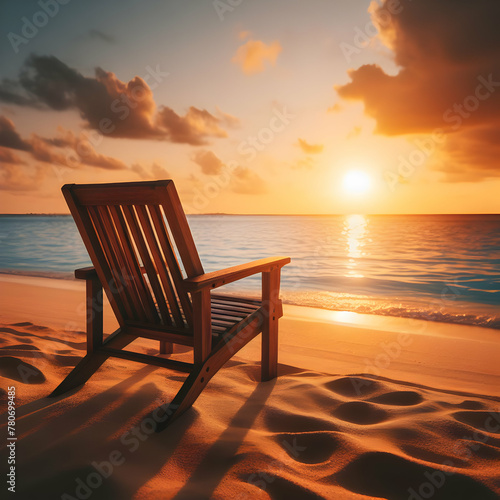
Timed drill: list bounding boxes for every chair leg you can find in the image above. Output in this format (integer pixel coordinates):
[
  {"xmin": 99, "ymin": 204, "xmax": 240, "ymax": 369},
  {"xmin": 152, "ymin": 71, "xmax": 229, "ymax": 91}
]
[
  {"xmin": 153, "ymin": 310, "xmax": 263, "ymax": 432},
  {"xmin": 48, "ymin": 352, "xmax": 108, "ymax": 397},
  {"xmin": 262, "ymin": 268, "xmax": 280, "ymax": 381},
  {"xmin": 160, "ymin": 341, "xmax": 173, "ymax": 355},
  {"xmin": 48, "ymin": 329, "xmax": 136, "ymax": 398}
]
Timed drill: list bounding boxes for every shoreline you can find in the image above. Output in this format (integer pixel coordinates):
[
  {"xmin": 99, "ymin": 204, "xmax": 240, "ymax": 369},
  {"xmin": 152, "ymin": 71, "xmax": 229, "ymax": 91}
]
[{"xmin": 1, "ymin": 271, "xmax": 499, "ymax": 331}]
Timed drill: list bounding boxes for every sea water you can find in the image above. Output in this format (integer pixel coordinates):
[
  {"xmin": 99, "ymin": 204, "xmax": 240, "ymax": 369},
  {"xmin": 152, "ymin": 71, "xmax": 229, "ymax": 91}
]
[{"xmin": 0, "ymin": 214, "xmax": 499, "ymax": 328}]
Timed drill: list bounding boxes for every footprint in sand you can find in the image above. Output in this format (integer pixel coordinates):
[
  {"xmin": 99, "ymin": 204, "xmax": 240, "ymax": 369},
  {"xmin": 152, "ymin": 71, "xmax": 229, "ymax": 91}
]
[
  {"xmin": 274, "ymin": 431, "xmax": 341, "ymax": 464},
  {"xmin": 452, "ymin": 411, "xmax": 500, "ymax": 434},
  {"xmin": 0, "ymin": 344, "xmax": 40, "ymax": 351},
  {"xmin": 401, "ymin": 444, "xmax": 469, "ymax": 468},
  {"xmin": 264, "ymin": 408, "xmax": 339, "ymax": 433},
  {"xmin": 457, "ymin": 400, "xmax": 487, "ymax": 410},
  {"xmin": 335, "ymin": 451, "xmax": 498, "ymax": 500},
  {"xmin": 369, "ymin": 390, "xmax": 423, "ymax": 406},
  {"xmin": 325, "ymin": 376, "xmax": 383, "ymax": 398},
  {"xmin": 0, "ymin": 357, "xmax": 46, "ymax": 384},
  {"xmin": 250, "ymin": 475, "xmax": 326, "ymax": 500},
  {"xmin": 333, "ymin": 401, "xmax": 388, "ymax": 425}
]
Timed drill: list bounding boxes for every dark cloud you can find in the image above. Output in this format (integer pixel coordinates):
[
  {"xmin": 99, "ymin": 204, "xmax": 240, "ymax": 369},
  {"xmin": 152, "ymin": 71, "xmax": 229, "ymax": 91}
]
[
  {"xmin": 0, "ymin": 116, "xmax": 128, "ymax": 172},
  {"xmin": 336, "ymin": 0, "xmax": 500, "ymax": 180},
  {"xmin": 0, "ymin": 55, "xmax": 231, "ymax": 145},
  {"xmin": 0, "ymin": 116, "xmax": 32, "ymax": 151}
]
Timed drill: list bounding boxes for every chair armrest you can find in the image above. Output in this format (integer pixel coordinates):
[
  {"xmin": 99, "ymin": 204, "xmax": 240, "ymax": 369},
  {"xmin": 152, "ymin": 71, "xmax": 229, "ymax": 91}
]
[
  {"xmin": 183, "ymin": 256, "xmax": 291, "ymax": 292},
  {"xmin": 75, "ymin": 266, "xmax": 98, "ymax": 280}
]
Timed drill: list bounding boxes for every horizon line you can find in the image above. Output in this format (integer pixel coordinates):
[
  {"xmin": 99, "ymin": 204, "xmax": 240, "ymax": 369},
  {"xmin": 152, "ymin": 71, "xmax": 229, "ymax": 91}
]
[{"xmin": 0, "ymin": 212, "xmax": 499, "ymax": 217}]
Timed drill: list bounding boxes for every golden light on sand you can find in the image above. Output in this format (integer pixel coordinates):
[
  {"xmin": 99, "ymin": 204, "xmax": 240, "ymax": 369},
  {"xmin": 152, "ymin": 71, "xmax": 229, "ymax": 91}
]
[{"xmin": 342, "ymin": 170, "xmax": 372, "ymax": 195}]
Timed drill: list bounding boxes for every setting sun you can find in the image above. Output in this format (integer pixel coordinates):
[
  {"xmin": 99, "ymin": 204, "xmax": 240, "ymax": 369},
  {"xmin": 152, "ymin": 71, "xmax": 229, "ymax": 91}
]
[{"xmin": 342, "ymin": 170, "xmax": 372, "ymax": 195}]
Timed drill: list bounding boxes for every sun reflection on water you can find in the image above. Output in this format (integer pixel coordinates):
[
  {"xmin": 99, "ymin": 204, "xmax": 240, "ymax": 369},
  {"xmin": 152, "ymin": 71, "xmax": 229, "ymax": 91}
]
[{"xmin": 342, "ymin": 214, "xmax": 368, "ymax": 278}]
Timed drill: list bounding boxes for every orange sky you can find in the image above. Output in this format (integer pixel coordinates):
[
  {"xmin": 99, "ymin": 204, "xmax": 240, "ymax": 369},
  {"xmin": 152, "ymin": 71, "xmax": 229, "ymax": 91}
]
[{"xmin": 1, "ymin": 0, "xmax": 499, "ymax": 214}]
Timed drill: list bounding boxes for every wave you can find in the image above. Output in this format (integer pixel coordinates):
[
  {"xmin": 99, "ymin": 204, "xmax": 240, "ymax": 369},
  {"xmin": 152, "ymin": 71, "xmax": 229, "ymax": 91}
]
[{"xmin": 280, "ymin": 291, "xmax": 500, "ymax": 330}]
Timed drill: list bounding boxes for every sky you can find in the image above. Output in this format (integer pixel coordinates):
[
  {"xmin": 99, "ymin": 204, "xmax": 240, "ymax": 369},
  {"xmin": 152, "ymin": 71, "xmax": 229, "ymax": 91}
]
[{"xmin": 0, "ymin": 0, "xmax": 499, "ymax": 214}]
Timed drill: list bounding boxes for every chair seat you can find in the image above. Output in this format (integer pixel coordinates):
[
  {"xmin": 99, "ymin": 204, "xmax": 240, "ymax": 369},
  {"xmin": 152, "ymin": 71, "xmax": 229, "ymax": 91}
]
[{"xmin": 210, "ymin": 294, "xmax": 261, "ymax": 337}]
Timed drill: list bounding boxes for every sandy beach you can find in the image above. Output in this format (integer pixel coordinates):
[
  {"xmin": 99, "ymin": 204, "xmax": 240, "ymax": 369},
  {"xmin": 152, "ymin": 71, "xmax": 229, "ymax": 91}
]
[{"xmin": 1, "ymin": 274, "xmax": 499, "ymax": 499}]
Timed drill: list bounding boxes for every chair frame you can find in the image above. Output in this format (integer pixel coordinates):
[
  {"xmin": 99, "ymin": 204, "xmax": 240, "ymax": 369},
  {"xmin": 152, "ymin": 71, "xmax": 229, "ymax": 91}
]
[{"xmin": 49, "ymin": 180, "xmax": 290, "ymax": 430}]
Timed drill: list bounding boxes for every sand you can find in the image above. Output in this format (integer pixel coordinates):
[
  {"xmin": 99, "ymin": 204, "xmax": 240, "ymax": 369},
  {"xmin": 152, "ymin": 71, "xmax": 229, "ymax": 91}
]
[{"xmin": 0, "ymin": 274, "xmax": 499, "ymax": 499}]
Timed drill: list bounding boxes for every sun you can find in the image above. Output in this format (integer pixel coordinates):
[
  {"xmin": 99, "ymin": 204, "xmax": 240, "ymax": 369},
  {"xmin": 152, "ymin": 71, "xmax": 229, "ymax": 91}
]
[{"xmin": 342, "ymin": 170, "xmax": 372, "ymax": 195}]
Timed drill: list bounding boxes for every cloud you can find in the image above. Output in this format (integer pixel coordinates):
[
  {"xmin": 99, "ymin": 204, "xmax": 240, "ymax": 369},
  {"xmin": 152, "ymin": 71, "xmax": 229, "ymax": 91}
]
[
  {"xmin": 192, "ymin": 150, "xmax": 224, "ymax": 175},
  {"xmin": 347, "ymin": 126, "xmax": 362, "ymax": 139},
  {"xmin": 327, "ymin": 103, "xmax": 342, "ymax": 113},
  {"xmin": 239, "ymin": 30, "xmax": 252, "ymax": 40},
  {"xmin": 215, "ymin": 107, "xmax": 240, "ymax": 128},
  {"xmin": 296, "ymin": 138, "xmax": 324, "ymax": 154},
  {"xmin": 0, "ymin": 55, "xmax": 232, "ymax": 145},
  {"xmin": 232, "ymin": 39, "xmax": 282, "ymax": 75},
  {"xmin": 131, "ymin": 161, "xmax": 170, "ymax": 179},
  {"xmin": 230, "ymin": 166, "xmax": 267, "ymax": 194},
  {"xmin": 156, "ymin": 106, "xmax": 227, "ymax": 145},
  {"xmin": 0, "ymin": 116, "xmax": 128, "ymax": 172},
  {"xmin": 336, "ymin": 0, "xmax": 500, "ymax": 180},
  {"xmin": 0, "ymin": 116, "xmax": 32, "ymax": 151},
  {"xmin": 291, "ymin": 157, "xmax": 315, "ymax": 170},
  {"xmin": 0, "ymin": 146, "xmax": 25, "ymax": 165},
  {"xmin": 188, "ymin": 151, "xmax": 267, "ymax": 195},
  {"xmin": 88, "ymin": 29, "xmax": 115, "ymax": 44},
  {"xmin": 0, "ymin": 163, "xmax": 46, "ymax": 191}
]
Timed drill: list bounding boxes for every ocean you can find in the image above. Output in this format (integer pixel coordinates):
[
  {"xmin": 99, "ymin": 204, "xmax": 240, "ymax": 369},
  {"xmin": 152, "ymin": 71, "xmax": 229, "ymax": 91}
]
[{"xmin": 0, "ymin": 214, "xmax": 499, "ymax": 329}]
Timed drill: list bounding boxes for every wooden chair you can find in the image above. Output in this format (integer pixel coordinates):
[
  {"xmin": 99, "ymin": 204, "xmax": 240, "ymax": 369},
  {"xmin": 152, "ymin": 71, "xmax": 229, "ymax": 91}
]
[{"xmin": 49, "ymin": 180, "xmax": 290, "ymax": 430}]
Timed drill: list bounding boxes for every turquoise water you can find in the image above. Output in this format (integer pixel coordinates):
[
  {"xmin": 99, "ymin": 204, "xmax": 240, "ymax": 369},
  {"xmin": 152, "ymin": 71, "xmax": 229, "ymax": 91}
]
[{"xmin": 0, "ymin": 214, "xmax": 499, "ymax": 328}]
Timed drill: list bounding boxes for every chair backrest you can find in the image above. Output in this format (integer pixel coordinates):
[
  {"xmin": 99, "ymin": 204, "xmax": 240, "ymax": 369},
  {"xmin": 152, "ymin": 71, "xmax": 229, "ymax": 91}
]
[{"xmin": 63, "ymin": 180, "xmax": 203, "ymax": 332}]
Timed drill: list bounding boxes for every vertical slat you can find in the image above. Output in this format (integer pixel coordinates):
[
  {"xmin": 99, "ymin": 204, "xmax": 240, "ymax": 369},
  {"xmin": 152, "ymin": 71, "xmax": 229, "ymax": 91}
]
[
  {"xmin": 149, "ymin": 205, "xmax": 193, "ymax": 326},
  {"xmin": 86, "ymin": 276, "xmax": 103, "ymax": 353},
  {"xmin": 192, "ymin": 289, "xmax": 211, "ymax": 364},
  {"xmin": 96, "ymin": 205, "xmax": 149, "ymax": 323},
  {"xmin": 88, "ymin": 206, "xmax": 137, "ymax": 320},
  {"xmin": 262, "ymin": 268, "xmax": 280, "ymax": 381},
  {"xmin": 108, "ymin": 205, "xmax": 160, "ymax": 324},
  {"xmin": 62, "ymin": 187, "xmax": 127, "ymax": 326},
  {"xmin": 122, "ymin": 205, "xmax": 173, "ymax": 326},
  {"xmin": 136, "ymin": 205, "xmax": 185, "ymax": 327},
  {"xmin": 160, "ymin": 183, "xmax": 204, "ymax": 278}
]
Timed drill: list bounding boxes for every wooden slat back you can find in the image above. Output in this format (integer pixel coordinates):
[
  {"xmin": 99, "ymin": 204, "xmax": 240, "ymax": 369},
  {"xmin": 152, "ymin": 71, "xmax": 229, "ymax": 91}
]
[{"xmin": 62, "ymin": 181, "xmax": 202, "ymax": 333}]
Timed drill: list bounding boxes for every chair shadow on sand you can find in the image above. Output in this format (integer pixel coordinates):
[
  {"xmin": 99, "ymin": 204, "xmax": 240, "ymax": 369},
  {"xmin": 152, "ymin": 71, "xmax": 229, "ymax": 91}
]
[{"xmin": 13, "ymin": 359, "xmax": 277, "ymax": 499}]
